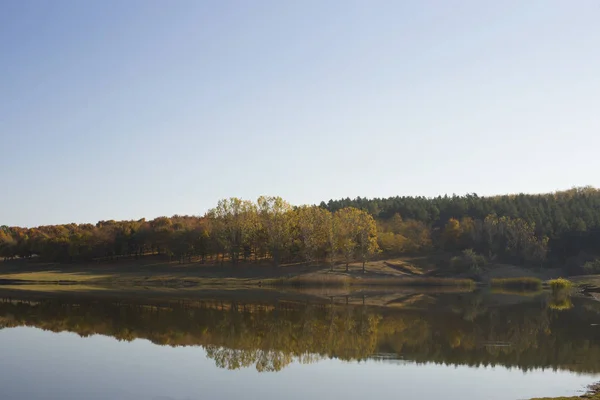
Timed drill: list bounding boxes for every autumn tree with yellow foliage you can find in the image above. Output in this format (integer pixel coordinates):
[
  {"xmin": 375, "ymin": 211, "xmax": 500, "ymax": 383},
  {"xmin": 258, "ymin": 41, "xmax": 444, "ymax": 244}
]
[
  {"xmin": 333, "ymin": 208, "xmax": 379, "ymax": 272},
  {"xmin": 294, "ymin": 206, "xmax": 331, "ymax": 265}
]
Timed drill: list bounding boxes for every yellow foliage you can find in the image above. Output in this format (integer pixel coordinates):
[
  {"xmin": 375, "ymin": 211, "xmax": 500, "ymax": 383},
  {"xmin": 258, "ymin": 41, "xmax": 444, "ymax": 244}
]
[
  {"xmin": 378, "ymin": 232, "xmax": 406, "ymax": 253},
  {"xmin": 443, "ymin": 218, "xmax": 462, "ymax": 249}
]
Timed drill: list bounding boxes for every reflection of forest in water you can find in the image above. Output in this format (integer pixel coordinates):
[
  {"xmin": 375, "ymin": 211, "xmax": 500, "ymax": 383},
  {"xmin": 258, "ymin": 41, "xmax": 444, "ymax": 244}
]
[{"xmin": 0, "ymin": 291, "xmax": 599, "ymax": 373}]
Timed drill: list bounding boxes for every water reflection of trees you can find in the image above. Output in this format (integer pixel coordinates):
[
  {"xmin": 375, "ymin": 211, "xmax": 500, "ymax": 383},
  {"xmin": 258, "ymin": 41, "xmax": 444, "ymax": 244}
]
[{"xmin": 0, "ymin": 293, "xmax": 598, "ymax": 373}]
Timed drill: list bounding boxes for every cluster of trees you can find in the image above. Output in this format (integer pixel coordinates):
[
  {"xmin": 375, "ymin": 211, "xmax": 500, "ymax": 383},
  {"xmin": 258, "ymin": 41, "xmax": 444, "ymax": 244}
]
[
  {"xmin": 375, "ymin": 212, "xmax": 548, "ymax": 267},
  {"xmin": 0, "ymin": 196, "xmax": 378, "ymax": 270},
  {"xmin": 207, "ymin": 197, "xmax": 378, "ymax": 271},
  {"xmin": 584, "ymin": 259, "xmax": 600, "ymax": 274},
  {"xmin": 2, "ymin": 188, "xmax": 600, "ymax": 271},
  {"xmin": 0, "ymin": 216, "xmax": 208, "ymax": 264},
  {"xmin": 1, "ymin": 293, "xmax": 599, "ymax": 373},
  {"xmin": 444, "ymin": 215, "xmax": 549, "ymax": 267},
  {"xmin": 323, "ymin": 187, "xmax": 600, "ymax": 270}
]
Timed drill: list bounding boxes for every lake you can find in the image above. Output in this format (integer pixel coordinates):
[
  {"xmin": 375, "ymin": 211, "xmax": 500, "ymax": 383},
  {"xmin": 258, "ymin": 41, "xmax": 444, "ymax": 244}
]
[{"xmin": 0, "ymin": 288, "xmax": 598, "ymax": 400}]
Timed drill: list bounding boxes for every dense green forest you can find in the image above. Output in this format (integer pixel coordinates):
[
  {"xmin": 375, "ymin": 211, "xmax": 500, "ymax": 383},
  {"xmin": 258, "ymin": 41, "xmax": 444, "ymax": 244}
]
[
  {"xmin": 1, "ymin": 188, "xmax": 600, "ymax": 274},
  {"xmin": 323, "ymin": 187, "xmax": 600, "ymax": 273},
  {"xmin": 0, "ymin": 293, "xmax": 599, "ymax": 373}
]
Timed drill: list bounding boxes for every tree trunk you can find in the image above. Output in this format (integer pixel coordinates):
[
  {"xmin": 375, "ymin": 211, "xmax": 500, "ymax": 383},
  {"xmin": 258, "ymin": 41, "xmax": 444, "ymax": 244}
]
[{"xmin": 362, "ymin": 260, "xmax": 366, "ymax": 274}]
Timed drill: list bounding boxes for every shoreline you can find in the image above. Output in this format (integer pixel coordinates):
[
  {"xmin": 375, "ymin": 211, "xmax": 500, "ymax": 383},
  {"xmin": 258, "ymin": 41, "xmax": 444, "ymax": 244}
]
[
  {"xmin": 530, "ymin": 383, "xmax": 600, "ymax": 400},
  {"xmin": 0, "ymin": 256, "xmax": 597, "ymax": 293}
]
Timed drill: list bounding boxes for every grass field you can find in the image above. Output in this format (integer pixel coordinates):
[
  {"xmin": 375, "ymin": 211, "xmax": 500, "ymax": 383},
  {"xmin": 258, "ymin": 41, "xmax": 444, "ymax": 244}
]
[
  {"xmin": 0, "ymin": 256, "xmax": 451, "ymax": 288},
  {"xmin": 0, "ymin": 271, "xmax": 112, "ymax": 282},
  {"xmin": 0, "ymin": 284, "xmax": 105, "ymax": 292},
  {"xmin": 0, "ymin": 255, "xmax": 597, "ymax": 293}
]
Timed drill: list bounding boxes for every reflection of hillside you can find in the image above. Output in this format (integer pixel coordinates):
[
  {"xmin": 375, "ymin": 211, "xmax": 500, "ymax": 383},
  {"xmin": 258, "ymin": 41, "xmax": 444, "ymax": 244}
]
[{"xmin": 0, "ymin": 292, "xmax": 598, "ymax": 373}]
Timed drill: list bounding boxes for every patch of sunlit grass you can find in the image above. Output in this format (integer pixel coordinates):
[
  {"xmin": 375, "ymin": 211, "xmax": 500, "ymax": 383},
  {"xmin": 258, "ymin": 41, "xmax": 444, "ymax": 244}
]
[
  {"xmin": 0, "ymin": 271, "xmax": 112, "ymax": 282},
  {"xmin": 1, "ymin": 284, "xmax": 105, "ymax": 292},
  {"xmin": 548, "ymin": 278, "xmax": 573, "ymax": 291}
]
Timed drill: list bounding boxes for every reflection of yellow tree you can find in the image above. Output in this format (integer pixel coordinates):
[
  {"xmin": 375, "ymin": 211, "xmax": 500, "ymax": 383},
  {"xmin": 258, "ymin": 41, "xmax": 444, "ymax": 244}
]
[
  {"xmin": 203, "ymin": 304, "xmax": 380, "ymax": 371},
  {"xmin": 205, "ymin": 347, "xmax": 295, "ymax": 372},
  {"xmin": 549, "ymin": 290, "xmax": 573, "ymax": 311},
  {"xmin": 550, "ymin": 297, "xmax": 573, "ymax": 311},
  {"xmin": 192, "ymin": 301, "xmax": 384, "ymax": 371},
  {"xmin": 378, "ymin": 314, "xmax": 430, "ymax": 354}
]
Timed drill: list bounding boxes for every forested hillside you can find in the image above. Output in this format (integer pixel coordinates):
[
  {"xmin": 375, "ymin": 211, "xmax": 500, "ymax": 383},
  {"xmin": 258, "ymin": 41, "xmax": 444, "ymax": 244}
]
[
  {"xmin": 1, "ymin": 188, "xmax": 600, "ymax": 274},
  {"xmin": 323, "ymin": 187, "xmax": 600, "ymax": 273}
]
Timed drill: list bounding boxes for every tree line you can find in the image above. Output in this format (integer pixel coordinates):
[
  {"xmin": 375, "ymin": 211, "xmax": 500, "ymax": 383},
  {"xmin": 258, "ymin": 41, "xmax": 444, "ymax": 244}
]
[
  {"xmin": 324, "ymin": 187, "xmax": 600, "ymax": 272},
  {"xmin": 2, "ymin": 188, "xmax": 600, "ymax": 272},
  {"xmin": 0, "ymin": 196, "xmax": 378, "ymax": 271}
]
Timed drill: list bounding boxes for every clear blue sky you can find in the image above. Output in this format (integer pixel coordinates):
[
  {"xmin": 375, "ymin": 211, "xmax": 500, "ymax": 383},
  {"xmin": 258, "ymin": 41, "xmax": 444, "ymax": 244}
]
[{"xmin": 1, "ymin": 1, "xmax": 599, "ymax": 227}]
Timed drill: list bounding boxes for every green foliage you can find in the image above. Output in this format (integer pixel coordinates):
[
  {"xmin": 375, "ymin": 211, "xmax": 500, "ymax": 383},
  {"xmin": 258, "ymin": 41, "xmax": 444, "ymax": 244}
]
[
  {"xmin": 4, "ymin": 187, "xmax": 600, "ymax": 272},
  {"xmin": 583, "ymin": 259, "xmax": 600, "ymax": 274},
  {"xmin": 324, "ymin": 187, "xmax": 600, "ymax": 266},
  {"xmin": 450, "ymin": 249, "xmax": 486, "ymax": 273},
  {"xmin": 491, "ymin": 277, "xmax": 543, "ymax": 291}
]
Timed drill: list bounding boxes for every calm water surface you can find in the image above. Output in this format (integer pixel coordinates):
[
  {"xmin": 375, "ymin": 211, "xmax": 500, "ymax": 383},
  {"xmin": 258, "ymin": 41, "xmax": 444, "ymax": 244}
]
[{"xmin": 0, "ymin": 289, "xmax": 598, "ymax": 400}]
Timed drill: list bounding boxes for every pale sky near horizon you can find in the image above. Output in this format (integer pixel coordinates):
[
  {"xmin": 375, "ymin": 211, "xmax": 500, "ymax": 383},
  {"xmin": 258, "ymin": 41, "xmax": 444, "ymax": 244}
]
[{"xmin": 1, "ymin": 1, "xmax": 599, "ymax": 227}]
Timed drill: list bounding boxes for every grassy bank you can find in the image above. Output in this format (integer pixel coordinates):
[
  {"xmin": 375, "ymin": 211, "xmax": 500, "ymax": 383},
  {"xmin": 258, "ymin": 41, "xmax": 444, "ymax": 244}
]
[
  {"xmin": 0, "ymin": 270, "xmax": 476, "ymax": 290},
  {"xmin": 265, "ymin": 273, "xmax": 475, "ymax": 289},
  {"xmin": 0, "ymin": 256, "xmax": 593, "ymax": 292},
  {"xmin": 0, "ymin": 256, "xmax": 479, "ymax": 290}
]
